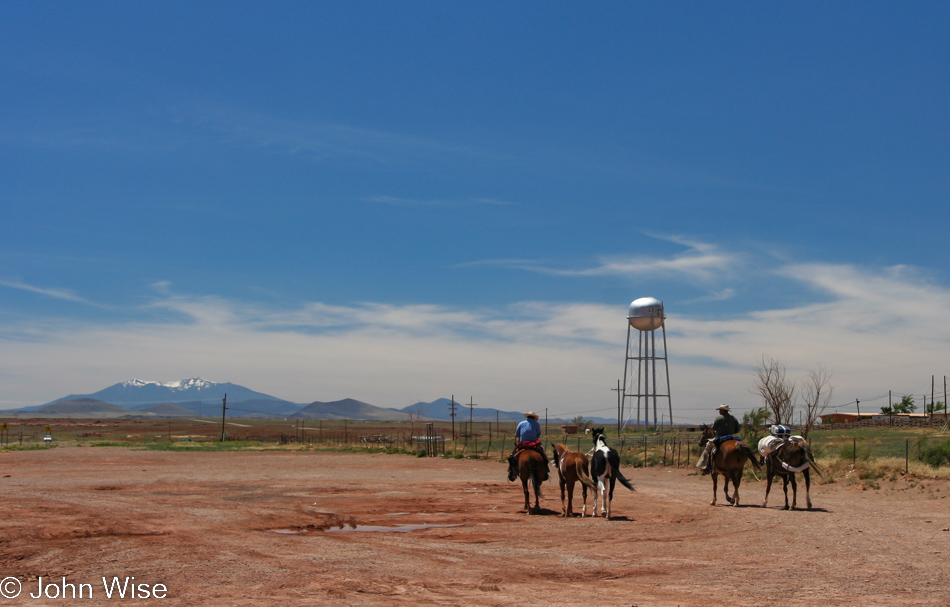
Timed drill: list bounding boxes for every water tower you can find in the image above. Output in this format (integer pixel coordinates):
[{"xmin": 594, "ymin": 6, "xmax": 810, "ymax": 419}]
[{"xmin": 621, "ymin": 297, "xmax": 672, "ymax": 431}]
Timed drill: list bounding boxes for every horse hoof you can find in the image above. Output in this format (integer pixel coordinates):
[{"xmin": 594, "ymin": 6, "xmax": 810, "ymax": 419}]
[{"xmin": 782, "ymin": 505, "xmax": 790, "ymax": 511}]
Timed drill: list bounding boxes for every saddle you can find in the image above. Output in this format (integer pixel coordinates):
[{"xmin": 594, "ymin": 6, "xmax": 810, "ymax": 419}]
[
  {"xmin": 712, "ymin": 434, "xmax": 741, "ymax": 447},
  {"xmin": 508, "ymin": 440, "xmax": 548, "ymax": 482},
  {"xmin": 513, "ymin": 439, "xmax": 542, "ymax": 456}
]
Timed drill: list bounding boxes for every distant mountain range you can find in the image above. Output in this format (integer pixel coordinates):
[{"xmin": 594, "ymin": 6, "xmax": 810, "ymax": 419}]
[{"xmin": 5, "ymin": 378, "xmax": 615, "ymax": 424}]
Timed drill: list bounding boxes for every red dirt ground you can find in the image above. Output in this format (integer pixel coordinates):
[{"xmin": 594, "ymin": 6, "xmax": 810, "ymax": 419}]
[{"xmin": 1, "ymin": 446, "xmax": 948, "ymax": 606}]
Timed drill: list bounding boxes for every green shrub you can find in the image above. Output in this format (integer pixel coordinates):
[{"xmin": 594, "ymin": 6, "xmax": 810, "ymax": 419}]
[{"xmin": 917, "ymin": 439, "xmax": 950, "ymax": 467}]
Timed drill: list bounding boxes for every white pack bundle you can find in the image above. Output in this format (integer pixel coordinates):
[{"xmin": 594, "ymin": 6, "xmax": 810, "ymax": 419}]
[
  {"xmin": 770, "ymin": 424, "xmax": 792, "ymax": 438},
  {"xmin": 758, "ymin": 435, "xmax": 783, "ymax": 457}
]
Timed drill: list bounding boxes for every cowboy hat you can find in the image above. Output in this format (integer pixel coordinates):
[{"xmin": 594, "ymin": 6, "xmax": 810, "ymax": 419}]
[
  {"xmin": 716, "ymin": 404, "xmax": 731, "ymax": 411},
  {"xmin": 524, "ymin": 411, "xmax": 539, "ymax": 419}
]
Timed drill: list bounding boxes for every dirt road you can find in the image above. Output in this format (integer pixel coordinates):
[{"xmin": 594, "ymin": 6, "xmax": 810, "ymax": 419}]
[{"xmin": 1, "ymin": 447, "xmax": 947, "ymax": 606}]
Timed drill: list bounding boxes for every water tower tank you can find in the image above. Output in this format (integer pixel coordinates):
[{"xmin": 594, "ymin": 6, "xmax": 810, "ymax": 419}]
[{"xmin": 628, "ymin": 297, "xmax": 664, "ymax": 331}]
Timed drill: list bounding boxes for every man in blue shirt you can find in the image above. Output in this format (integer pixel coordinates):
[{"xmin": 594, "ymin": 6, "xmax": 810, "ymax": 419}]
[
  {"xmin": 515, "ymin": 411, "xmax": 542, "ymax": 443},
  {"xmin": 507, "ymin": 411, "xmax": 549, "ymax": 480}
]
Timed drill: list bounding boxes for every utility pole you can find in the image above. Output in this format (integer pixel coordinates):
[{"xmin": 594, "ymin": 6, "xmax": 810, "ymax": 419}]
[
  {"xmin": 856, "ymin": 398, "xmax": 860, "ymax": 419},
  {"xmin": 448, "ymin": 395, "xmax": 458, "ymax": 439},
  {"xmin": 219, "ymin": 394, "xmax": 227, "ymax": 442},
  {"xmin": 943, "ymin": 376, "xmax": 948, "ymax": 433},
  {"xmin": 611, "ymin": 380, "xmax": 623, "ymax": 437},
  {"xmin": 465, "ymin": 396, "xmax": 478, "ymax": 444}
]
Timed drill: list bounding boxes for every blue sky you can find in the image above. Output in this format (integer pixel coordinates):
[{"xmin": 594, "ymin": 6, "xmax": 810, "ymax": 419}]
[{"xmin": 1, "ymin": 2, "xmax": 948, "ymax": 422}]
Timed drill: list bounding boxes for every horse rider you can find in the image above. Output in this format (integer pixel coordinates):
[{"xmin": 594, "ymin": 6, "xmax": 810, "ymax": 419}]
[
  {"xmin": 696, "ymin": 403, "xmax": 741, "ymax": 475},
  {"xmin": 507, "ymin": 411, "xmax": 550, "ymax": 479}
]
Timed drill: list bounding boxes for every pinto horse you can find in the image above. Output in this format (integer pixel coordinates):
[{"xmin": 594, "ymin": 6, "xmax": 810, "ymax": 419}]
[
  {"xmin": 512, "ymin": 447, "xmax": 548, "ymax": 514},
  {"xmin": 761, "ymin": 436, "xmax": 821, "ymax": 510},
  {"xmin": 588, "ymin": 428, "xmax": 634, "ymax": 519},
  {"xmin": 551, "ymin": 443, "xmax": 597, "ymax": 517},
  {"xmin": 699, "ymin": 424, "xmax": 761, "ymax": 507}
]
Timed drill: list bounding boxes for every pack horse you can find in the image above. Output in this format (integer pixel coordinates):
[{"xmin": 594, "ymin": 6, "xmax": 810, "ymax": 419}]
[{"xmin": 759, "ymin": 425, "xmax": 822, "ymax": 510}]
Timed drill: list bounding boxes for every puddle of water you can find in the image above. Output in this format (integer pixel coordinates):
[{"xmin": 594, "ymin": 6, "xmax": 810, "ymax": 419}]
[
  {"xmin": 323, "ymin": 523, "xmax": 467, "ymax": 533},
  {"xmin": 269, "ymin": 529, "xmax": 309, "ymax": 535}
]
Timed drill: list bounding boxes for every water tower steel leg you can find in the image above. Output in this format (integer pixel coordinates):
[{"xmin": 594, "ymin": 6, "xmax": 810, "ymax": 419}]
[
  {"xmin": 644, "ymin": 329, "xmax": 651, "ymax": 431},
  {"xmin": 651, "ymin": 322, "xmax": 658, "ymax": 431},
  {"xmin": 663, "ymin": 325, "xmax": 672, "ymax": 430},
  {"xmin": 636, "ymin": 329, "xmax": 644, "ymax": 431},
  {"xmin": 621, "ymin": 323, "xmax": 631, "ymax": 433}
]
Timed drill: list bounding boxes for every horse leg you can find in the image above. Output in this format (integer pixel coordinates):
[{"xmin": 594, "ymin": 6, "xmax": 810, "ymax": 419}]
[
  {"xmin": 789, "ymin": 473, "xmax": 798, "ymax": 510},
  {"xmin": 605, "ymin": 476, "xmax": 615, "ymax": 519},
  {"xmin": 710, "ymin": 471, "xmax": 718, "ymax": 506},
  {"xmin": 580, "ymin": 483, "xmax": 588, "ymax": 517},
  {"xmin": 595, "ymin": 477, "xmax": 605, "ymax": 517},
  {"xmin": 762, "ymin": 470, "xmax": 773, "ymax": 508},
  {"xmin": 803, "ymin": 469, "xmax": 812, "ymax": 509},
  {"xmin": 781, "ymin": 474, "xmax": 791, "ymax": 510},
  {"xmin": 521, "ymin": 478, "xmax": 531, "ymax": 512},
  {"xmin": 566, "ymin": 479, "xmax": 575, "ymax": 517},
  {"xmin": 558, "ymin": 476, "xmax": 567, "ymax": 517},
  {"xmin": 723, "ymin": 473, "xmax": 734, "ymax": 505},
  {"xmin": 730, "ymin": 469, "xmax": 741, "ymax": 507},
  {"xmin": 530, "ymin": 465, "xmax": 542, "ymax": 514}
]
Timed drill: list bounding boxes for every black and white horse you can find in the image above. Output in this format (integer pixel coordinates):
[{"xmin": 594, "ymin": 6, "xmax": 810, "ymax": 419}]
[{"xmin": 588, "ymin": 428, "xmax": 634, "ymax": 519}]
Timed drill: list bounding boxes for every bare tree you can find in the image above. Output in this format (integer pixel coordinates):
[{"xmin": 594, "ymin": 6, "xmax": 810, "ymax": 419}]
[
  {"xmin": 800, "ymin": 365, "xmax": 833, "ymax": 440},
  {"xmin": 752, "ymin": 356, "xmax": 796, "ymax": 425}
]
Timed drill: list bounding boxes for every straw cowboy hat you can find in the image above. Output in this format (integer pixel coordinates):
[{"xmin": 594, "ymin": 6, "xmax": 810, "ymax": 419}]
[
  {"xmin": 717, "ymin": 404, "xmax": 731, "ymax": 412},
  {"xmin": 524, "ymin": 411, "xmax": 539, "ymax": 420}
]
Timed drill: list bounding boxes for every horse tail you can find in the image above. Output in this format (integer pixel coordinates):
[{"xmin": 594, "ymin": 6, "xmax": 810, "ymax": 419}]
[
  {"xmin": 804, "ymin": 443, "xmax": 824, "ymax": 479},
  {"xmin": 614, "ymin": 466, "xmax": 635, "ymax": 492},
  {"xmin": 575, "ymin": 459, "xmax": 597, "ymax": 490},
  {"xmin": 740, "ymin": 442, "xmax": 762, "ymax": 471}
]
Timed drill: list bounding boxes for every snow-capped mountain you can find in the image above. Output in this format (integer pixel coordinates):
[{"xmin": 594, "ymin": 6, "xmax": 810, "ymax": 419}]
[
  {"xmin": 50, "ymin": 377, "xmax": 285, "ymax": 406},
  {"xmin": 121, "ymin": 378, "xmax": 218, "ymax": 392}
]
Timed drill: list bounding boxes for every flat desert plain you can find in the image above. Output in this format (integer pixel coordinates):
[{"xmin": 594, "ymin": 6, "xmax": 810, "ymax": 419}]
[{"xmin": 1, "ymin": 447, "xmax": 948, "ymax": 606}]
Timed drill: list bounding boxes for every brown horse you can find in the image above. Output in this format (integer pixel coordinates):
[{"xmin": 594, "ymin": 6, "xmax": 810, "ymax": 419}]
[
  {"xmin": 699, "ymin": 425, "xmax": 761, "ymax": 507},
  {"xmin": 762, "ymin": 437, "xmax": 821, "ymax": 510},
  {"xmin": 551, "ymin": 443, "xmax": 598, "ymax": 517},
  {"xmin": 514, "ymin": 448, "xmax": 548, "ymax": 514}
]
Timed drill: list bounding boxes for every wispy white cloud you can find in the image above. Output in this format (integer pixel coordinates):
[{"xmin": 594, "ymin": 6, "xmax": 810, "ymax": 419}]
[
  {"xmin": 2, "ymin": 101, "xmax": 506, "ymax": 169},
  {"xmin": 0, "ymin": 280, "xmax": 107, "ymax": 308},
  {"xmin": 177, "ymin": 104, "xmax": 510, "ymax": 168},
  {"xmin": 2, "ymin": 258, "xmax": 949, "ymax": 422},
  {"xmin": 461, "ymin": 237, "xmax": 744, "ymax": 284}
]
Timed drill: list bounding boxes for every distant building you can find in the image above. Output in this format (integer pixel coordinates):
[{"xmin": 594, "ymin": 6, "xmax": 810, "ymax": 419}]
[
  {"xmin": 820, "ymin": 411, "xmax": 948, "ymax": 424},
  {"xmin": 818, "ymin": 412, "xmax": 876, "ymax": 424}
]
